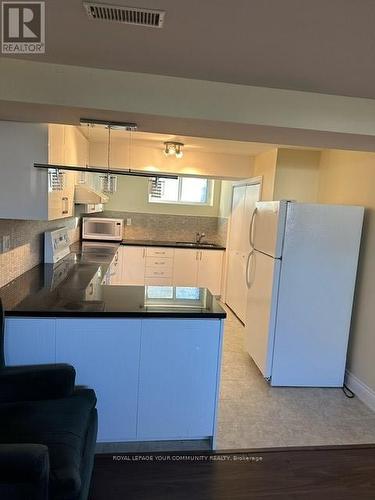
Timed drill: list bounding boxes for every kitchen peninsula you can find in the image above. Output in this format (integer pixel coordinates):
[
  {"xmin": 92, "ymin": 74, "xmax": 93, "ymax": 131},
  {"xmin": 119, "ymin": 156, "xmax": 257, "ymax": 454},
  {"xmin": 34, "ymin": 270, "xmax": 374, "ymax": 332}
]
[{"xmin": 0, "ymin": 241, "xmax": 226, "ymax": 449}]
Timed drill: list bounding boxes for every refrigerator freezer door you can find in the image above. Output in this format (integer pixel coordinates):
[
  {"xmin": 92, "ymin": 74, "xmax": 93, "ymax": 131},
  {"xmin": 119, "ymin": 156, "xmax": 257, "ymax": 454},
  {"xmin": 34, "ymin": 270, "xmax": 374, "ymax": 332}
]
[
  {"xmin": 245, "ymin": 250, "xmax": 281, "ymax": 378},
  {"xmin": 253, "ymin": 201, "xmax": 288, "ymax": 258},
  {"xmin": 270, "ymin": 203, "xmax": 364, "ymax": 387}
]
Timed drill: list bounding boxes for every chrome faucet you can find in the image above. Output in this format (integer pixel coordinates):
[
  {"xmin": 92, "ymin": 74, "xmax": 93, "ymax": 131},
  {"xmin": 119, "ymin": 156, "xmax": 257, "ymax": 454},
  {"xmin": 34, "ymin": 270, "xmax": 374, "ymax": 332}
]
[{"xmin": 196, "ymin": 232, "xmax": 206, "ymax": 244}]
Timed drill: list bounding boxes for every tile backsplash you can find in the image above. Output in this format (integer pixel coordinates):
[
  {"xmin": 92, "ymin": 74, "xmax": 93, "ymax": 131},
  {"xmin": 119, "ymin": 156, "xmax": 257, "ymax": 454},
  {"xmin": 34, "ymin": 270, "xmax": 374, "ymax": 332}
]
[
  {"xmin": 0, "ymin": 217, "xmax": 80, "ymax": 288},
  {"xmin": 0, "ymin": 210, "xmax": 228, "ymax": 289},
  {"xmin": 98, "ymin": 211, "xmax": 228, "ymax": 247}
]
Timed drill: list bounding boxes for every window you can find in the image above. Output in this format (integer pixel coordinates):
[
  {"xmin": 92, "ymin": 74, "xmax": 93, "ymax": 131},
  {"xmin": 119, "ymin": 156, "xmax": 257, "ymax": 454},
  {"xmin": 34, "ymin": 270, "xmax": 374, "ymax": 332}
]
[{"xmin": 149, "ymin": 177, "xmax": 213, "ymax": 205}]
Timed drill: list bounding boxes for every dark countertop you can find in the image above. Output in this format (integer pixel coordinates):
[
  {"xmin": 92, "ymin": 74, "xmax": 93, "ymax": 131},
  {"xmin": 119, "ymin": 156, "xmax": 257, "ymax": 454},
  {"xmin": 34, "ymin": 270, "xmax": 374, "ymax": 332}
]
[
  {"xmin": 121, "ymin": 239, "xmax": 226, "ymax": 250},
  {"xmin": 0, "ymin": 242, "xmax": 226, "ymax": 319}
]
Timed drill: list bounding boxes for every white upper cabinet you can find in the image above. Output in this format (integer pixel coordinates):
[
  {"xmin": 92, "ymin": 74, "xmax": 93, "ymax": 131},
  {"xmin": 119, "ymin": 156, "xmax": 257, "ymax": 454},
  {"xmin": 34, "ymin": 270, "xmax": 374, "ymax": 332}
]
[{"xmin": 0, "ymin": 121, "xmax": 89, "ymax": 220}]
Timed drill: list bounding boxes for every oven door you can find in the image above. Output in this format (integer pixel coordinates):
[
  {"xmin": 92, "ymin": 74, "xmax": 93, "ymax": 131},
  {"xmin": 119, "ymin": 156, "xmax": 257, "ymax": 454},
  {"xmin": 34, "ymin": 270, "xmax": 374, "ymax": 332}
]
[{"xmin": 82, "ymin": 218, "xmax": 123, "ymax": 241}]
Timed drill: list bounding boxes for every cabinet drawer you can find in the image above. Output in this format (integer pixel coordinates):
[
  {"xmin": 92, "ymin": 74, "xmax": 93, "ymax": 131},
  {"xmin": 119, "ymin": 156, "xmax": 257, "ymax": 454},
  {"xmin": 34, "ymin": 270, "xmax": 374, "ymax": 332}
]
[
  {"xmin": 145, "ymin": 267, "xmax": 173, "ymax": 278},
  {"xmin": 145, "ymin": 257, "xmax": 173, "ymax": 269},
  {"xmin": 144, "ymin": 277, "xmax": 173, "ymax": 286},
  {"xmin": 146, "ymin": 247, "xmax": 174, "ymax": 258}
]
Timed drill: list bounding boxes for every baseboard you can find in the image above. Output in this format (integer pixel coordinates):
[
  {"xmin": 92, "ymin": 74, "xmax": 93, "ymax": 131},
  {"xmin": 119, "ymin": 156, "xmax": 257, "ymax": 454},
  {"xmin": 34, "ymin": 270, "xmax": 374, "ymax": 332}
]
[{"xmin": 345, "ymin": 370, "xmax": 375, "ymax": 412}]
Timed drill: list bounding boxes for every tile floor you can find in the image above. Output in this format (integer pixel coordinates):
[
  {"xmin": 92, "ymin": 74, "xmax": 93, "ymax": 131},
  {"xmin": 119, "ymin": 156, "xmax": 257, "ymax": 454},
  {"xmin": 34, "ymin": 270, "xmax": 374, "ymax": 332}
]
[{"xmin": 216, "ymin": 304, "xmax": 375, "ymax": 450}]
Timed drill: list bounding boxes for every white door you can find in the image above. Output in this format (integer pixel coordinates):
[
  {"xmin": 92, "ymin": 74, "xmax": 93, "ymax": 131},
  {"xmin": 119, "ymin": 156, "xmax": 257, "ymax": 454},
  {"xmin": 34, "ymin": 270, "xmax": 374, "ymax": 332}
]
[
  {"xmin": 226, "ymin": 182, "xmax": 261, "ymax": 320},
  {"xmin": 197, "ymin": 250, "xmax": 224, "ymax": 295},
  {"xmin": 173, "ymin": 249, "xmax": 199, "ymax": 287},
  {"xmin": 137, "ymin": 319, "xmax": 221, "ymax": 439},
  {"xmin": 253, "ymin": 201, "xmax": 288, "ymax": 257},
  {"xmin": 121, "ymin": 246, "xmax": 145, "ymax": 285},
  {"xmin": 225, "ymin": 185, "xmax": 246, "ymax": 317},
  {"xmin": 245, "ymin": 250, "xmax": 281, "ymax": 378},
  {"xmin": 5, "ymin": 318, "xmax": 56, "ymax": 365},
  {"xmin": 226, "ymin": 252, "xmax": 247, "ymax": 321},
  {"xmin": 56, "ymin": 319, "xmax": 141, "ymax": 442}
]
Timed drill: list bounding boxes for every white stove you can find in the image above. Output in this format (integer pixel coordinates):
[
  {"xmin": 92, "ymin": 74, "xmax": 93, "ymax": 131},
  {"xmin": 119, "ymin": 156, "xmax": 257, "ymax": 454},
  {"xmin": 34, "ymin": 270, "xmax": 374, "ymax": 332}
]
[{"xmin": 44, "ymin": 227, "xmax": 71, "ymax": 264}]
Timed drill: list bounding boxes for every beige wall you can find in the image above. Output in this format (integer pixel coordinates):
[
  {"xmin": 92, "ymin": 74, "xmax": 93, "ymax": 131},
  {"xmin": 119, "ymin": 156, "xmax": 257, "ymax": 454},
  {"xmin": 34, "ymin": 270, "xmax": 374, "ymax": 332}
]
[
  {"xmin": 253, "ymin": 149, "xmax": 278, "ymax": 200},
  {"xmin": 89, "ymin": 140, "xmax": 253, "ymax": 179},
  {"xmin": 274, "ymin": 149, "xmax": 321, "ymax": 202},
  {"xmin": 106, "ymin": 175, "xmax": 222, "ymax": 217},
  {"xmin": 318, "ymin": 149, "xmax": 375, "ymax": 391}
]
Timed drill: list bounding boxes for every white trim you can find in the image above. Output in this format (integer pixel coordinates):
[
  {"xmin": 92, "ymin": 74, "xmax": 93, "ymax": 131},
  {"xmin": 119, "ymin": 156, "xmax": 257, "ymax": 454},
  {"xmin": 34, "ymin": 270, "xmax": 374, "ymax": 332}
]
[{"xmin": 345, "ymin": 370, "xmax": 375, "ymax": 412}]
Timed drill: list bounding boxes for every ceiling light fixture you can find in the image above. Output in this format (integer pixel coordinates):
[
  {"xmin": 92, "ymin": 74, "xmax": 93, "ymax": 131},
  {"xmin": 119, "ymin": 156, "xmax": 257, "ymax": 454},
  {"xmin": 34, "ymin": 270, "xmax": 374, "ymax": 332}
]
[{"xmin": 164, "ymin": 141, "xmax": 184, "ymax": 159}]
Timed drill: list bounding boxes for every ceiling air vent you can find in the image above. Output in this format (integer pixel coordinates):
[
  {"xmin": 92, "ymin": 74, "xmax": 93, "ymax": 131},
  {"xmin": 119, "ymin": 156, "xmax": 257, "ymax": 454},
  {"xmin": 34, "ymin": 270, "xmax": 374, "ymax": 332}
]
[{"xmin": 83, "ymin": 2, "xmax": 166, "ymax": 28}]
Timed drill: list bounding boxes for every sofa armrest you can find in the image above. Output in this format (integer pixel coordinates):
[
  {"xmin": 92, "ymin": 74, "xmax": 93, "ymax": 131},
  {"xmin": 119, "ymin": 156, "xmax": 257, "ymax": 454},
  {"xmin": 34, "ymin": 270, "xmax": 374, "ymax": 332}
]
[
  {"xmin": 0, "ymin": 364, "xmax": 76, "ymax": 403},
  {"xmin": 0, "ymin": 443, "xmax": 49, "ymax": 500}
]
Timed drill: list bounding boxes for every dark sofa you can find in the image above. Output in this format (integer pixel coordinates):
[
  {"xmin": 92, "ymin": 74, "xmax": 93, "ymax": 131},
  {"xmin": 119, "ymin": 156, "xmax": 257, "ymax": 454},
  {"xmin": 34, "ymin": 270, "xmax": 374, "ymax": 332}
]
[{"xmin": 0, "ymin": 300, "xmax": 98, "ymax": 500}]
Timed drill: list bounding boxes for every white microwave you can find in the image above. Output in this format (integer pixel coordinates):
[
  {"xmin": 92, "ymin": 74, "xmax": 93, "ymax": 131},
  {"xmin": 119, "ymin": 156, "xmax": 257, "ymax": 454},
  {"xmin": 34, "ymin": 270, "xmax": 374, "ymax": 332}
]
[{"xmin": 82, "ymin": 217, "xmax": 124, "ymax": 241}]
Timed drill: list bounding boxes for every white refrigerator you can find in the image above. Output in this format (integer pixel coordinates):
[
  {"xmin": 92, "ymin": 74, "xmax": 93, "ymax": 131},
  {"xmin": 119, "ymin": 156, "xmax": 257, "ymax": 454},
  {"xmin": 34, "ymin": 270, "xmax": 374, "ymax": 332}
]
[{"xmin": 245, "ymin": 201, "xmax": 364, "ymax": 387}]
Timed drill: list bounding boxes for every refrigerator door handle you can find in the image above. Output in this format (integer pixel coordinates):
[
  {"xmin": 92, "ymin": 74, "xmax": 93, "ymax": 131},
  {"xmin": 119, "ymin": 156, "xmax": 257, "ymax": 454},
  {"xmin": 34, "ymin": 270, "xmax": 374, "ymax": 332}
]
[
  {"xmin": 245, "ymin": 250, "xmax": 254, "ymax": 289},
  {"xmin": 249, "ymin": 208, "xmax": 257, "ymax": 248}
]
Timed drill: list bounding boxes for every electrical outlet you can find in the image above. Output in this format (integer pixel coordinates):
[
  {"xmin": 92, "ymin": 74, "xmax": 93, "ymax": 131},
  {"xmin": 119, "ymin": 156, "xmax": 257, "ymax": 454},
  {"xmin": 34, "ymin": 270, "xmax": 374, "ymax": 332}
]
[
  {"xmin": 2, "ymin": 235, "xmax": 10, "ymax": 253},
  {"xmin": 126, "ymin": 218, "xmax": 132, "ymax": 226}
]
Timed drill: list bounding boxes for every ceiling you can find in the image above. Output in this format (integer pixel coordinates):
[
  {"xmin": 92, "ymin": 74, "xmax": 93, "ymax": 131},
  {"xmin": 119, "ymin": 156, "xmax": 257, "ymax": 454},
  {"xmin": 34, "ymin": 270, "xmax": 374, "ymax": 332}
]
[
  {"xmin": 9, "ymin": 0, "xmax": 375, "ymax": 99},
  {"xmin": 80, "ymin": 126, "xmax": 277, "ymax": 156}
]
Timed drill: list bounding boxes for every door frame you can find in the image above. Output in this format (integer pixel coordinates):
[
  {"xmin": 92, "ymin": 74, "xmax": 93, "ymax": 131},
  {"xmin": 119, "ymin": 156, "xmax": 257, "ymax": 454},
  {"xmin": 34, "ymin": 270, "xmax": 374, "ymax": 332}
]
[{"xmin": 221, "ymin": 176, "xmax": 263, "ymax": 305}]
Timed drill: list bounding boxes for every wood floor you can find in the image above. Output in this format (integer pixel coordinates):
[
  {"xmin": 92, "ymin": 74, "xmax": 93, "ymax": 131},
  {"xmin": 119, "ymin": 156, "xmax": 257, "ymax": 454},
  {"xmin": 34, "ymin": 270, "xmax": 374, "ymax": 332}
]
[{"xmin": 89, "ymin": 445, "xmax": 375, "ymax": 499}]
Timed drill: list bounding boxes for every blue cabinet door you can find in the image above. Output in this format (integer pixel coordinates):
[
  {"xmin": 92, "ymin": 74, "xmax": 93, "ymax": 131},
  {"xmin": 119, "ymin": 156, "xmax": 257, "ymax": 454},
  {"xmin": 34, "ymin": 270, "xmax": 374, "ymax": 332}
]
[
  {"xmin": 5, "ymin": 318, "xmax": 56, "ymax": 366},
  {"xmin": 138, "ymin": 319, "xmax": 221, "ymax": 440},
  {"xmin": 55, "ymin": 319, "xmax": 141, "ymax": 442}
]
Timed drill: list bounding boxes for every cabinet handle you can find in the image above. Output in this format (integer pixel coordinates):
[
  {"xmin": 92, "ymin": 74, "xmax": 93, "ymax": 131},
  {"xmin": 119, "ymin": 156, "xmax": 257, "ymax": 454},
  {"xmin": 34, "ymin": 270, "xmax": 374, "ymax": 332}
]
[
  {"xmin": 143, "ymin": 248, "xmax": 146, "ymax": 258},
  {"xmin": 155, "ymin": 251, "xmax": 166, "ymax": 255},
  {"xmin": 196, "ymin": 251, "xmax": 199, "ymax": 260},
  {"xmin": 62, "ymin": 196, "xmax": 69, "ymax": 215},
  {"xmin": 200, "ymin": 251, "xmax": 203, "ymax": 260}
]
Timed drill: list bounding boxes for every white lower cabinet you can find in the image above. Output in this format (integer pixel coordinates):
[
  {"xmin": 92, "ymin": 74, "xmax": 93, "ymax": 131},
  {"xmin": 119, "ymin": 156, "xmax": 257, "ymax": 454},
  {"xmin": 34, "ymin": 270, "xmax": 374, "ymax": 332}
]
[
  {"xmin": 107, "ymin": 249, "xmax": 122, "ymax": 285},
  {"xmin": 137, "ymin": 319, "xmax": 222, "ymax": 440},
  {"xmin": 173, "ymin": 249, "xmax": 224, "ymax": 295},
  {"xmin": 4, "ymin": 318, "xmax": 56, "ymax": 366},
  {"xmin": 197, "ymin": 250, "xmax": 224, "ymax": 295},
  {"xmin": 5, "ymin": 316, "xmax": 224, "ymax": 445},
  {"xmin": 173, "ymin": 249, "xmax": 199, "ymax": 287},
  {"xmin": 119, "ymin": 246, "xmax": 145, "ymax": 285},
  {"xmin": 119, "ymin": 245, "xmax": 225, "ymax": 295},
  {"xmin": 55, "ymin": 319, "xmax": 141, "ymax": 442}
]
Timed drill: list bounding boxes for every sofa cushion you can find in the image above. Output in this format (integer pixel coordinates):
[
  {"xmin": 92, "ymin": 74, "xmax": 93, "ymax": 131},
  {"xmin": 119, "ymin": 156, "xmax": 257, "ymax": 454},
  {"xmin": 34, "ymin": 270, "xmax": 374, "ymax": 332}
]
[{"xmin": 0, "ymin": 388, "xmax": 96, "ymax": 500}]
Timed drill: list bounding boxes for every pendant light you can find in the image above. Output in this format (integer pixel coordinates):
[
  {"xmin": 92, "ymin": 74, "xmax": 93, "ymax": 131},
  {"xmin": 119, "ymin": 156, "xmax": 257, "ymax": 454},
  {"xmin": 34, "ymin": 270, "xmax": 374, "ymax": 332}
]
[{"xmin": 99, "ymin": 125, "xmax": 118, "ymax": 195}]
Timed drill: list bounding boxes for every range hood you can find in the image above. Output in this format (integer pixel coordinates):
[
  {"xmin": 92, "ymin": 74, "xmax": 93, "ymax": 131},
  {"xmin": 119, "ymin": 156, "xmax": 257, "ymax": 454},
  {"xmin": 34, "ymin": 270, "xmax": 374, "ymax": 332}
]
[{"xmin": 75, "ymin": 185, "xmax": 109, "ymax": 204}]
